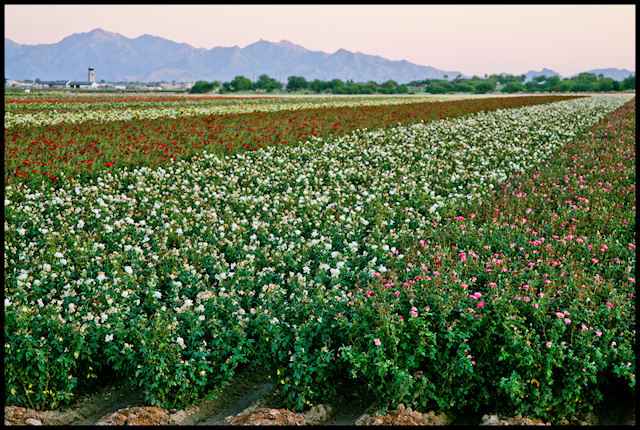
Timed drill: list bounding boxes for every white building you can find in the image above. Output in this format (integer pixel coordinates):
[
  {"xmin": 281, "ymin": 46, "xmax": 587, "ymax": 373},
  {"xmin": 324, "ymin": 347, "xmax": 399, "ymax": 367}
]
[{"xmin": 68, "ymin": 68, "xmax": 99, "ymax": 89}]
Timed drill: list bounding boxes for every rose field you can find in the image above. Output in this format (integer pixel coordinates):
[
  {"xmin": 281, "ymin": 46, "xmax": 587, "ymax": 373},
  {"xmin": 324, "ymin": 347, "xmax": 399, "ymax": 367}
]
[
  {"xmin": 3, "ymin": 93, "xmax": 635, "ymax": 424},
  {"xmin": 5, "ymin": 95, "xmax": 575, "ymax": 186}
]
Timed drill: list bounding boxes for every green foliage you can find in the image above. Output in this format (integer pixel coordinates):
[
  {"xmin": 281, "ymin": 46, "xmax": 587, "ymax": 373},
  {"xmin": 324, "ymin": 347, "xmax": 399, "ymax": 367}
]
[
  {"xmin": 4, "ymin": 306, "xmax": 100, "ymax": 410},
  {"xmin": 229, "ymin": 75, "xmax": 253, "ymax": 92},
  {"xmin": 453, "ymin": 82, "xmax": 473, "ymax": 93},
  {"xmin": 189, "ymin": 81, "xmax": 218, "ymax": 94},
  {"xmin": 309, "ymin": 79, "xmax": 330, "ymax": 93},
  {"xmin": 214, "ymin": 71, "xmax": 633, "ymax": 95},
  {"xmin": 215, "ymin": 75, "xmax": 424, "ymax": 95},
  {"xmin": 501, "ymin": 81, "xmax": 526, "ymax": 93},
  {"xmin": 412, "ymin": 72, "xmax": 633, "ymax": 94},
  {"xmin": 286, "ymin": 76, "xmax": 309, "ymax": 92},
  {"xmin": 474, "ymin": 81, "xmax": 495, "ymax": 94},
  {"xmin": 621, "ymin": 75, "xmax": 635, "ymax": 90},
  {"xmin": 254, "ymin": 74, "xmax": 282, "ymax": 92}
]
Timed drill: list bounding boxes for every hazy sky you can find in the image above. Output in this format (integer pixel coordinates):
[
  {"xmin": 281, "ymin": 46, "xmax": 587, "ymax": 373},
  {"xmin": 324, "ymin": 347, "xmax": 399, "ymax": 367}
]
[{"xmin": 4, "ymin": 4, "xmax": 635, "ymax": 76}]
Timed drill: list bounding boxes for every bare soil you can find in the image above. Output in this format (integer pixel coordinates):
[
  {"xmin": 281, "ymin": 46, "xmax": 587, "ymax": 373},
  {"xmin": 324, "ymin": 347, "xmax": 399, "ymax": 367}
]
[{"xmin": 4, "ymin": 367, "xmax": 635, "ymax": 426}]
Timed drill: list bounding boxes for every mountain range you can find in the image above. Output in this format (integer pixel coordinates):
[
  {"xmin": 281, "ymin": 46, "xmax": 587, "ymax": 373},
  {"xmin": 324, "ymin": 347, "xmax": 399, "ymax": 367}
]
[
  {"xmin": 4, "ymin": 28, "xmax": 467, "ymax": 84},
  {"xmin": 4, "ymin": 28, "xmax": 635, "ymax": 84}
]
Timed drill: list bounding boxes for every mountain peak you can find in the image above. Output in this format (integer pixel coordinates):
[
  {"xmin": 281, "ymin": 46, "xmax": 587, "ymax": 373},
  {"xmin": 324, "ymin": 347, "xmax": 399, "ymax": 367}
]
[
  {"xmin": 523, "ymin": 68, "xmax": 562, "ymax": 82},
  {"xmin": 275, "ymin": 39, "xmax": 307, "ymax": 50},
  {"xmin": 245, "ymin": 39, "xmax": 272, "ymax": 47},
  {"xmin": 88, "ymin": 28, "xmax": 118, "ymax": 37},
  {"xmin": 71, "ymin": 28, "xmax": 124, "ymax": 43}
]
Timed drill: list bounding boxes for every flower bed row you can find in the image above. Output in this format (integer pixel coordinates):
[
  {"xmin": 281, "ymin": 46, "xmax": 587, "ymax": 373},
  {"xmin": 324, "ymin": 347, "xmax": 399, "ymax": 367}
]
[
  {"xmin": 5, "ymin": 95, "xmax": 577, "ymax": 186},
  {"xmin": 340, "ymin": 100, "xmax": 636, "ymax": 422},
  {"xmin": 4, "ymin": 94, "xmax": 277, "ymax": 105},
  {"xmin": 4, "ymin": 95, "xmax": 454, "ymax": 128},
  {"xmin": 4, "ymin": 96, "xmax": 632, "ymax": 420}
]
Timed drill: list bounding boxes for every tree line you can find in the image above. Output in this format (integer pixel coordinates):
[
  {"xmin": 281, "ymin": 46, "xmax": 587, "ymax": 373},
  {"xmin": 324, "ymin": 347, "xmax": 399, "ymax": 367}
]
[
  {"xmin": 411, "ymin": 73, "xmax": 636, "ymax": 94},
  {"xmin": 190, "ymin": 74, "xmax": 409, "ymax": 94},
  {"xmin": 190, "ymin": 72, "xmax": 635, "ymax": 95}
]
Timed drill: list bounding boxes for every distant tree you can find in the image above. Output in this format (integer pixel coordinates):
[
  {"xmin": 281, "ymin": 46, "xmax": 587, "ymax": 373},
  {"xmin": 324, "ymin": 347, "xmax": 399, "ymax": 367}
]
[
  {"xmin": 286, "ymin": 76, "xmax": 309, "ymax": 92},
  {"xmin": 621, "ymin": 75, "xmax": 635, "ymax": 90},
  {"xmin": 327, "ymin": 79, "xmax": 345, "ymax": 93},
  {"xmin": 341, "ymin": 80, "xmax": 359, "ymax": 94},
  {"xmin": 486, "ymin": 75, "xmax": 500, "ymax": 86},
  {"xmin": 229, "ymin": 75, "xmax": 253, "ymax": 91},
  {"xmin": 596, "ymin": 78, "xmax": 615, "ymax": 92},
  {"xmin": 408, "ymin": 79, "xmax": 425, "ymax": 87},
  {"xmin": 452, "ymin": 82, "xmax": 473, "ymax": 93},
  {"xmin": 440, "ymin": 80, "xmax": 454, "ymax": 91},
  {"xmin": 363, "ymin": 81, "xmax": 378, "ymax": 94},
  {"xmin": 473, "ymin": 81, "xmax": 495, "ymax": 94},
  {"xmin": 501, "ymin": 81, "xmax": 525, "ymax": 93},
  {"xmin": 612, "ymin": 80, "xmax": 621, "ymax": 91},
  {"xmin": 572, "ymin": 73, "xmax": 598, "ymax": 88},
  {"xmin": 380, "ymin": 80, "xmax": 399, "ymax": 94},
  {"xmin": 524, "ymin": 81, "xmax": 540, "ymax": 92},
  {"xmin": 544, "ymin": 76, "xmax": 561, "ymax": 90},
  {"xmin": 255, "ymin": 74, "xmax": 282, "ymax": 92},
  {"xmin": 426, "ymin": 83, "xmax": 448, "ymax": 94},
  {"xmin": 190, "ymin": 80, "xmax": 217, "ymax": 94},
  {"xmin": 571, "ymin": 79, "xmax": 594, "ymax": 92},
  {"xmin": 308, "ymin": 79, "xmax": 328, "ymax": 93},
  {"xmin": 550, "ymin": 80, "xmax": 571, "ymax": 93}
]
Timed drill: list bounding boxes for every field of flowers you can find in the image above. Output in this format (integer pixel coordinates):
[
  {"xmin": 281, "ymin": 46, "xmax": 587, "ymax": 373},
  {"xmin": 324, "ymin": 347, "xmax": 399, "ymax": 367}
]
[
  {"xmin": 4, "ymin": 95, "xmax": 575, "ymax": 186},
  {"xmin": 4, "ymin": 94, "xmax": 458, "ymax": 128},
  {"xmin": 3, "ymin": 94, "xmax": 635, "ymax": 423}
]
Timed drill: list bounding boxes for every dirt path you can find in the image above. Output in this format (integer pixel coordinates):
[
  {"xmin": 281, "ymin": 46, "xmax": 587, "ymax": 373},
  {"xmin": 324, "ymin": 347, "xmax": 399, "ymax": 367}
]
[
  {"xmin": 4, "ymin": 367, "xmax": 635, "ymax": 426},
  {"xmin": 72, "ymin": 385, "xmax": 146, "ymax": 425},
  {"xmin": 189, "ymin": 372, "xmax": 276, "ymax": 425}
]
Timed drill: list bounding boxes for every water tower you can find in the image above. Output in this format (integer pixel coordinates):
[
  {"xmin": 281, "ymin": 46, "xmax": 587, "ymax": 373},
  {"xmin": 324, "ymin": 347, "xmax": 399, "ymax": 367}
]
[{"xmin": 88, "ymin": 67, "xmax": 95, "ymax": 83}]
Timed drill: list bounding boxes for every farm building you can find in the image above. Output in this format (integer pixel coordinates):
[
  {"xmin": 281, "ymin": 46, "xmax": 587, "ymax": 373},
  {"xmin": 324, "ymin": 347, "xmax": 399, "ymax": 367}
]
[
  {"xmin": 68, "ymin": 81, "xmax": 99, "ymax": 89},
  {"xmin": 69, "ymin": 67, "xmax": 99, "ymax": 89},
  {"xmin": 40, "ymin": 80, "xmax": 71, "ymax": 89}
]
